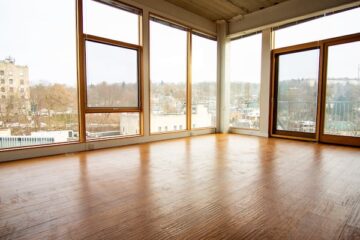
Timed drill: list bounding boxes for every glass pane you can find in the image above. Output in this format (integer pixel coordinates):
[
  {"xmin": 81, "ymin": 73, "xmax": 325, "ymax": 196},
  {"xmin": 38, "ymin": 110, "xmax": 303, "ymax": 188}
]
[
  {"xmin": 83, "ymin": 0, "xmax": 139, "ymax": 44},
  {"xmin": 324, "ymin": 41, "xmax": 360, "ymax": 137},
  {"xmin": 86, "ymin": 41, "xmax": 138, "ymax": 108},
  {"xmin": 192, "ymin": 34, "xmax": 217, "ymax": 128},
  {"xmin": 276, "ymin": 49, "xmax": 319, "ymax": 133},
  {"xmin": 230, "ymin": 34, "xmax": 262, "ymax": 129},
  {"xmin": 0, "ymin": 0, "xmax": 78, "ymax": 149},
  {"xmin": 86, "ymin": 113, "xmax": 140, "ymax": 139},
  {"xmin": 150, "ymin": 20, "xmax": 187, "ymax": 133},
  {"xmin": 275, "ymin": 8, "xmax": 360, "ymax": 49}
]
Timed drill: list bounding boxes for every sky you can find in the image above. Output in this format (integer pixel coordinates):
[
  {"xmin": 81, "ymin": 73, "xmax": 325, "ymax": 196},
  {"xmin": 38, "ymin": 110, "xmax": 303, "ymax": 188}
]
[
  {"xmin": 150, "ymin": 21, "xmax": 187, "ymax": 84},
  {"xmin": 150, "ymin": 21, "xmax": 218, "ymax": 84},
  {"xmin": 85, "ymin": 41, "xmax": 138, "ymax": 86},
  {"xmin": 0, "ymin": 0, "xmax": 77, "ymax": 86},
  {"xmin": 83, "ymin": 0, "xmax": 138, "ymax": 44},
  {"xmin": 230, "ymin": 33, "xmax": 262, "ymax": 84},
  {"xmin": 0, "ymin": 0, "xmax": 140, "ymax": 87},
  {"xmin": 278, "ymin": 49, "xmax": 319, "ymax": 81},
  {"xmin": 192, "ymin": 34, "xmax": 217, "ymax": 83},
  {"xmin": 0, "ymin": 1, "xmax": 359, "ymax": 87},
  {"xmin": 327, "ymin": 41, "xmax": 360, "ymax": 79}
]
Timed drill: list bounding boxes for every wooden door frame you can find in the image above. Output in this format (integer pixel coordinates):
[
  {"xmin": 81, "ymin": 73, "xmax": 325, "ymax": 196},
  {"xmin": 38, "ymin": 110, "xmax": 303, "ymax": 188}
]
[
  {"xmin": 269, "ymin": 42, "xmax": 322, "ymax": 141},
  {"xmin": 269, "ymin": 33, "xmax": 360, "ymax": 146}
]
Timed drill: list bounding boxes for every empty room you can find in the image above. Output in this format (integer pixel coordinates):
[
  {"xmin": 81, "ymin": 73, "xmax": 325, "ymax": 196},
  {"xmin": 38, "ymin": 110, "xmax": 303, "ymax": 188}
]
[{"xmin": 0, "ymin": 0, "xmax": 360, "ymax": 239}]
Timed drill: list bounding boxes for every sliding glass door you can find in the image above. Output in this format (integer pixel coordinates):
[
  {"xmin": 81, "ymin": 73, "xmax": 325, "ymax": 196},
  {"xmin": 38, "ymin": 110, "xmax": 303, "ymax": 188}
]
[
  {"xmin": 271, "ymin": 34, "xmax": 360, "ymax": 146},
  {"xmin": 272, "ymin": 46, "xmax": 320, "ymax": 139}
]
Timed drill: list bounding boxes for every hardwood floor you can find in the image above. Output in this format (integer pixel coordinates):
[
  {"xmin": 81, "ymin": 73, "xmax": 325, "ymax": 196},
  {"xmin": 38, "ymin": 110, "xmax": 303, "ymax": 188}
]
[{"xmin": 0, "ymin": 134, "xmax": 360, "ymax": 240}]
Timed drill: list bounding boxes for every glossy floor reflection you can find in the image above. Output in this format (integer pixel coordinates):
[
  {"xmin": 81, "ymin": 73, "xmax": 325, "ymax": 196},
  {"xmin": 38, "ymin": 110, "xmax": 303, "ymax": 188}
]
[{"xmin": 0, "ymin": 134, "xmax": 360, "ymax": 239}]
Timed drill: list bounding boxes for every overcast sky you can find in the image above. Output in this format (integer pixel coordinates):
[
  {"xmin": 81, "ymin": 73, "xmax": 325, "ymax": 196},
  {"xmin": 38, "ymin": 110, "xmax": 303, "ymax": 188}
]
[
  {"xmin": 0, "ymin": 1, "xmax": 359, "ymax": 87},
  {"xmin": 0, "ymin": 0, "xmax": 77, "ymax": 86}
]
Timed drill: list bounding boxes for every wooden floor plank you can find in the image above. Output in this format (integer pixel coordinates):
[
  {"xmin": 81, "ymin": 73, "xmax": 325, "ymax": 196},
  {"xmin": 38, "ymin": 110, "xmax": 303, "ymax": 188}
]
[{"xmin": 0, "ymin": 134, "xmax": 359, "ymax": 239}]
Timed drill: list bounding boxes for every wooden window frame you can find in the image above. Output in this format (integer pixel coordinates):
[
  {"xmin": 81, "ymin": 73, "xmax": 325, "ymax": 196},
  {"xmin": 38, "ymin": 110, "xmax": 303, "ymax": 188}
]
[
  {"xmin": 78, "ymin": 0, "xmax": 143, "ymax": 141},
  {"xmin": 270, "ymin": 33, "xmax": 360, "ymax": 146},
  {"xmin": 319, "ymin": 34, "xmax": 360, "ymax": 147},
  {"xmin": 149, "ymin": 14, "xmax": 217, "ymax": 135},
  {"xmin": 83, "ymin": 35, "xmax": 142, "ymax": 112},
  {"xmin": 270, "ymin": 42, "xmax": 322, "ymax": 141}
]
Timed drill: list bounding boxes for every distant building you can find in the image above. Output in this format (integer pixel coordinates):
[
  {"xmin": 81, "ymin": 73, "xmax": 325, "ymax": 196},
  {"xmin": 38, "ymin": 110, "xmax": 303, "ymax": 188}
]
[
  {"xmin": 119, "ymin": 104, "xmax": 213, "ymax": 134},
  {"xmin": 119, "ymin": 113, "xmax": 140, "ymax": 135},
  {"xmin": 0, "ymin": 57, "xmax": 31, "ymax": 114}
]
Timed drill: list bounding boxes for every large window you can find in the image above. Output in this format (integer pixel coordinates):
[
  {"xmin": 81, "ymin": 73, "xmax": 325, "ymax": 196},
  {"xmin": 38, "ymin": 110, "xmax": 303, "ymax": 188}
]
[
  {"xmin": 274, "ymin": 7, "xmax": 360, "ymax": 49},
  {"xmin": 191, "ymin": 33, "xmax": 217, "ymax": 129},
  {"xmin": 83, "ymin": 0, "xmax": 142, "ymax": 140},
  {"xmin": 150, "ymin": 18, "xmax": 187, "ymax": 133},
  {"xmin": 229, "ymin": 33, "xmax": 262, "ymax": 129},
  {"xmin": 0, "ymin": 0, "xmax": 78, "ymax": 149}
]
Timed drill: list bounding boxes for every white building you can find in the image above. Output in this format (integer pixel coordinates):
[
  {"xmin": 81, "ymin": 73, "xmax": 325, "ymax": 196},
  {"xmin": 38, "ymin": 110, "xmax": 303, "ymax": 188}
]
[{"xmin": 119, "ymin": 104, "xmax": 213, "ymax": 134}]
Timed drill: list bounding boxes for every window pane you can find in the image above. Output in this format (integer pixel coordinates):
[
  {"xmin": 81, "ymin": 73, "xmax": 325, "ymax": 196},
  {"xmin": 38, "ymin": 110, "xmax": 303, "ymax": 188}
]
[
  {"xmin": 192, "ymin": 34, "xmax": 217, "ymax": 128},
  {"xmin": 150, "ymin": 20, "xmax": 187, "ymax": 133},
  {"xmin": 276, "ymin": 49, "xmax": 319, "ymax": 133},
  {"xmin": 85, "ymin": 41, "xmax": 139, "ymax": 108},
  {"xmin": 324, "ymin": 41, "xmax": 360, "ymax": 137},
  {"xmin": 86, "ymin": 113, "xmax": 140, "ymax": 139},
  {"xmin": 83, "ymin": 0, "xmax": 139, "ymax": 44},
  {"xmin": 229, "ymin": 34, "xmax": 262, "ymax": 129},
  {"xmin": 275, "ymin": 8, "xmax": 360, "ymax": 49},
  {"xmin": 0, "ymin": 0, "xmax": 78, "ymax": 149}
]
